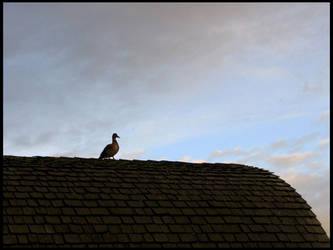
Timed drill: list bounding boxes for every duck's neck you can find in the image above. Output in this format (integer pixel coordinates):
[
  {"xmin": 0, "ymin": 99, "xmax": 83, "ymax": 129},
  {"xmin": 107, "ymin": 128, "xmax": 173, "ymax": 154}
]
[{"xmin": 112, "ymin": 138, "xmax": 118, "ymax": 144}]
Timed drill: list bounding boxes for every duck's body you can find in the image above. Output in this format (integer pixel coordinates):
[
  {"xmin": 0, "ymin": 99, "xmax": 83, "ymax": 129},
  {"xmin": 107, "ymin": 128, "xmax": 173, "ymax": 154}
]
[{"xmin": 99, "ymin": 133, "xmax": 120, "ymax": 159}]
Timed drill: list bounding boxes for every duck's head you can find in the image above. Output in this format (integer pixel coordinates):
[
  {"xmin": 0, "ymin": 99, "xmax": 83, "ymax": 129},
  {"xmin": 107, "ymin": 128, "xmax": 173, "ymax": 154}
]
[{"xmin": 112, "ymin": 133, "xmax": 120, "ymax": 139}]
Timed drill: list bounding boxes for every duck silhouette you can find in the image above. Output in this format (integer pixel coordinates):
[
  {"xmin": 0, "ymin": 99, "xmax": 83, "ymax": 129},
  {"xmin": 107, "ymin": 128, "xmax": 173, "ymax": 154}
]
[{"xmin": 99, "ymin": 133, "xmax": 120, "ymax": 160}]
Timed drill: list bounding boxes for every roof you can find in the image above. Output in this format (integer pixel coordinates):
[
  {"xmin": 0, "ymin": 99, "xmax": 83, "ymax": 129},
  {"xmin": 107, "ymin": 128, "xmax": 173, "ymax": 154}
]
[{"xmin": 3, "ymin": 155, "xmax": 330, "ymax": 248}]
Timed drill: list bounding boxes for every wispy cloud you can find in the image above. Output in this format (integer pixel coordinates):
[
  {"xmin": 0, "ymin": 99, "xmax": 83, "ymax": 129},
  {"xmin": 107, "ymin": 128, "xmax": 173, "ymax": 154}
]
[
  {"xmin": 316, "ymin": 110, "xmax": 329, "ymax": 124},
  {"xmin": 208, "ymin": 146, "xmax": 254, "ymax": 161},
  {"xmin": 288, "ymin": 132, "xmax": 320, "ymax": 152},
  {"xmin": 192, "ymin": 159, "xmax": 206, "ymax": 164},
  {"xmin": 179, "ymin": 155, "xmax": 191, "ymax": 162},
  {"xmin": 119, "ymin": 149, "xmax": 146, "ymax": 160},
  {"xmin": 268, "ymin": 152, "xmax": 313, "ymax": 167},
  {"xmin": 269, "ymin": 139, "xmax": 288, "ymax": 151},
  {"xmin": 318, "ymin": 138, "xmax": 329, "ymax": 149}
]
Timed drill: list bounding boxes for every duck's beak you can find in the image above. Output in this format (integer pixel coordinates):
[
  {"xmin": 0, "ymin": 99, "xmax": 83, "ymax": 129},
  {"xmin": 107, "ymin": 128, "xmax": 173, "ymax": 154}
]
[{"xmin": 117, "ymin": 135, "xmax": 120, "ymax": 138}]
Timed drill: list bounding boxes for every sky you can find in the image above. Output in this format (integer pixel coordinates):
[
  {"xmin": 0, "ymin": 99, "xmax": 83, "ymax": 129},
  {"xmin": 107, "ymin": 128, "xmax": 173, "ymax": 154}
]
[{"xmin": 3, "ymin": 3, "xmax": 330, "ymax": 236}]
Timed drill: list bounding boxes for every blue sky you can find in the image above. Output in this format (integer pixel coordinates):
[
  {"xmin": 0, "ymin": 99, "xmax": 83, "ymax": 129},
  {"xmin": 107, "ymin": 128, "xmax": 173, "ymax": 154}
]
[{"xmin": 3, "ymin": 3, "xmax": 329, "ymax": 236}]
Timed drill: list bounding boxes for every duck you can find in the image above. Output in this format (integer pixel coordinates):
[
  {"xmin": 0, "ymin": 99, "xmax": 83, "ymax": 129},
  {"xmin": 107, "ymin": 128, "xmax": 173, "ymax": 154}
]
[{"xmin": 99, "ymin": 133, "xmax": 120, "ymax": 160}]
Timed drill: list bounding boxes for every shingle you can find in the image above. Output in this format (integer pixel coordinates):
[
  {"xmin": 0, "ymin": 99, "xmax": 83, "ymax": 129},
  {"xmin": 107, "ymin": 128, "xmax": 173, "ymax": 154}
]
[
  {"xmin": 61, "ymin": 207, "xmax": 76, "ymax": 216},
  {"xmin": 4, "ymin": 235, "xmax": 18, "ymax": 245},
  {"xmin": 249, "ymin": 224, "xmax": 265, "ymax": 233},
  {"xmin": 146, "ymin": 224, "xmax": 166, "ymax": 233},
  {"xmin": 217, "ymin": 242, "xmax": 230, "ymax": 248},
  {"xmin": 279, "ymin": 225, "xmax": 298, "ymax": 233},
  {"xmin": 143, "ymin": 233, "xmax": 154, "ymax": 242},
  {"xmin": 109, "ymin": 207, "xmax": 134, "ymax": 215},
  {"xmin": 166, "ymin": 208, "xmax": 183, "ymax": 216},
  {"xmin": 120, "ymin": 224, "xmax": 134, "ymax": 234},
  {"xmin": 260, "ymin": 233, "xmax": 278, "ymax": 242},
  {"xmin": 90, "ymin": 208, "xmax": 109, "ymax": 215},
  {"xmin": 172, "ymin": 201, "xmax": 187, "ymax": 208},
  {"xmin": 51, "ymin": 200, "xmax": 65, "ymax": 207},
  {"xmin": 69, "ymin": 224, "xmax": 84, "ymax": 233},
  {"xmin": 64, "ymin": 234, "xmax": 82, "ymax": 244},
  {"xmin": 9, "ymin": 225, "xmax": 30, "ymax": 234},
  {"xmin": 241, "ymin": 242, "xmax": 258, "ymax": 248},
  {"xmin": 45, "ymin": 216, "xmax": 61, "ymax": 224},
  {"xmin": 9, "ymin": 199, "xmax": 27, "ymax": 207},
  {"xmin": 252, "ymin": 216, "xmax": 272, "ymax": 224},
  {"xmin": 276, "ymin": 233, "xmax": 289, "ymax": 242},
  {"xmin": 64, "ymin": 199, "xmax": 83, "ymax": 207},
  {"xmin": 38, "ymin": 234, "xmax": 54, "ymax": 244},
  {"xmin": 305, "ymin": 225, "xmax": 327, "ymax": 234},
  {"xmin": 257, "ymin": 242, "xmax": 273, "ymax": 248},
  {"xmin": 86, "ymin": 216, "xmax": 103, "ymax": 224},
  {"xmin": 129, "ymin": 234, "xmax": 144, "ymax": 243},
  {"xmin": 132, "ymin": 225, "xmax": 146, "ymax": 234},
  {"xmin": 54, "ymin": 224, "xmax": 70, "ymax": 233},
  {"xmin": 212, "ymin": 224, "xmax": 241, "ymax": 233},
  {"xmin": 174, "ymin": 216, "xmax": 190, "ymax": 224},
  {"xmin": 235, "ymin": 233, "xmax": 249, "ymax": 242},
  {"xmin": 169, "ymin": 224, "xmax": 191, "ymax": 233},
  {"xmin": 103, "ymin": 216, "xmax": 121, "ymax": 224},
  {"xmin": 102, "ymin": 232, "xmax": 118, "ymax": 242},
  {"xmin": 179, "ymin": 233, "xmax": 197, "ymax": 242},
  {"xmin": 134, "ymin": 216, "xmax": 153, "ymax": 224},
  {"xmin": 208, "ymin": 233, "xmax": 224, "ymax": 242},
  {"xmin": 14, "ymin": 216, "xmax": 34, "ymax": 224},
  {"xmin": 312, "ymin": 242, "xmax": 331, "ymax": 248},
  {"xmin": 264, "ymin": 224, "xmax": 281, "ymax": 233},
  {"xmin": 29, "ymin": 225, "xmax": 46, "ymax": 234},
  {"xmin": 247, "ymin": 233, "xmax": 262, "ymax": 241},
  {"xmin": 224, "ymin": 216, "xmax": 243, "ymax": 224},
  {"xmin": 17, "ymin": 235, "xmax": 29, "ymax": 244},
  {"xmin": 205, "ymin": 216, "xmax": 224, "ymax": 224},
  {"xmin": 121, "ymin": 216, "xmax": 135, "ymax": 224},
  {"xmin": 127, "ymin": 200, "xmax": 145, "ymax": 208},
  {"xmin": 280, "ymin": 216, "xmax": 298, "ymax": 225},
  {"xmin": 108, "ymin": 225, "xmax": 121, "ymax": 234},
  {"xmin": 152, "ymin": 233, "xmax": 169, "ymax": 242},
  {"xmin": 117, "ymin": 234, "xmax": 130, "ymax": 243},
  {"xmin": 182, "ymin": 208, "xmax": 197, "ymax": 216}
]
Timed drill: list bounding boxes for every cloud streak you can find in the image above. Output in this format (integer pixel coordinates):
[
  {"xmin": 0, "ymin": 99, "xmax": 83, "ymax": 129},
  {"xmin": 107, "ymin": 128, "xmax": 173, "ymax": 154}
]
[
  {"xmin": 268, "ymin": 152, "xmax": 314, "ymax": 167},
  {"xmin": 118, "ymin": 149, "xmax": 146, "ymax": 160}
]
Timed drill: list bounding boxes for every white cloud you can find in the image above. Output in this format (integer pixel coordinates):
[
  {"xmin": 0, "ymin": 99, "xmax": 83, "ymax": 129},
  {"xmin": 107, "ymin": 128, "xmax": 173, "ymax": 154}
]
[
  {"xmin": 289, "ymin": 132, "xmax": 320, "ymax": 152},
  {"xmin": 270, "ymin": 139, "xmax": 288, "ymax": 151},
  {"xmin": 268, "ymin": 152, "xmax": 313, "ymax": 167},
  {"xmin": 318, "ymin": 138, "xmax": 329, "ymax": 149},
  {"xmin": 208, "ymin": 146, "xmax": 246, "ymax": 160},
  {"xmin": 192, "ymin": 159, "xmax": 206, "ymax": 164},
  {"xmin": 179, "ymin": 155, "xmax": 191, "ymax": 162},
  {"xmin": 274, "ymin": 112, "xmax": 308, "ymax": 122},
  {"xmin": 266, "ymin": 132, "xmax": 320, "ymax": 154},
  {"xmin": 316, "ymin": 110, "xmax": 329, "ymax": 124},
  {"xmin": 235, "ymin": 151, "xmax": 265, "ymax": 165},
  {"xmin": 178, "ymin": 155, "xmax": 206, "ymax": 164},
  {"xmin": 118, "ymin": 150, "xmax": 146, "ymax": 160}
]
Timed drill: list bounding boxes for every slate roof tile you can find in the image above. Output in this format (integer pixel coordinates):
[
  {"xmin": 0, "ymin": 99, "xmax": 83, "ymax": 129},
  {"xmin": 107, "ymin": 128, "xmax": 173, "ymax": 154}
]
[{"xmin": 3, "ymin": 156, "xmax": 330, "ymax": 248}]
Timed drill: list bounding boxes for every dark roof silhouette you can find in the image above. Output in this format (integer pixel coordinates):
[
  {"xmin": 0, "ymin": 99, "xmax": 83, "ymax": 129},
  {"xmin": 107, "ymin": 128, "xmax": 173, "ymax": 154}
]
[{"xmin": 3, "ymin": 155, "xmax": 330, "ymax": 248}]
